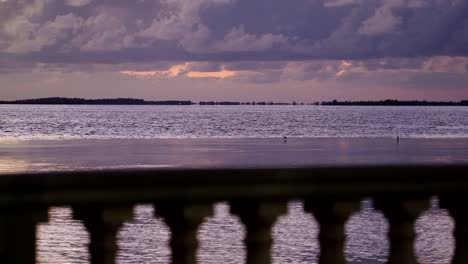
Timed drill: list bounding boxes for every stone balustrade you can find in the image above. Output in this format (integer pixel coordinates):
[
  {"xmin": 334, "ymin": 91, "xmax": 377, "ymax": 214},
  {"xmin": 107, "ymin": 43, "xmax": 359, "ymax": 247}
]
[{"xmin": 0, "ymin": 164, "xmax": 467, "ymax": 263}]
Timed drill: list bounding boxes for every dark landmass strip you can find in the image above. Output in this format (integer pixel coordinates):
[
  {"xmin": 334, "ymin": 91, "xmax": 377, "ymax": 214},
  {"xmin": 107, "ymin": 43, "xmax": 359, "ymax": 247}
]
[
  {"xmin": 321, "ymin": 99, "xmax": 468, "ymax": 106},
  {"xmin": 0, "ymin": 97, "xmax": 194, "ymax": 105},
  {"xmin": 1, "ymin": 98, "xmax": 303, "ymax": 105},
  {"xmin": 199, "ymin": 101, "xmax": 298, "ymax": 105},
  {"xmin": 1, "ymin": 97, "xmax": 467, "ymax": 106},
  {"xmin": 200, "ymin": 101, "xmax": 241, "ymax": 105}
]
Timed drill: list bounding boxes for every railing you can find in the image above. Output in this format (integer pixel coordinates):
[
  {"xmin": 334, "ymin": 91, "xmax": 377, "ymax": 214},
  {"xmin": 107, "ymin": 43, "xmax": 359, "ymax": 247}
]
[{"xmin": 1, "ymin": 164, "xmax": 467, "ymax": 264}]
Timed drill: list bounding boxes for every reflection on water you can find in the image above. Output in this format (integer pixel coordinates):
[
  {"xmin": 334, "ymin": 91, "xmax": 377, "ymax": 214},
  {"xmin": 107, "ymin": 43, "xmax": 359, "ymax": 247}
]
[
  {"xmin": 0, "ymin": 158, "xmax": 67, "ymax": 173},
  {"xmin": 0, "ymin": 158, "xmax": 31, "ymax": 173},
  {"xmin": 0, "ymin": 158, "xmax": 72, "ymax": 174},
  {"xmin": 37, "ymin": 200, "xmax": 454, "ymax": 264}
]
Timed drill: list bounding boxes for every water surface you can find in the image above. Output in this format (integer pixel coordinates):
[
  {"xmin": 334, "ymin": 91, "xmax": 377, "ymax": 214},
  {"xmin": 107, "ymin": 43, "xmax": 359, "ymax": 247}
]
[
  {"xmin": 1, "ymin": 105, "xmax": 468, "ymax": 139},
  {"xmin": 1, "ymin": 105, "xmax": 466, "ymax": 263}
]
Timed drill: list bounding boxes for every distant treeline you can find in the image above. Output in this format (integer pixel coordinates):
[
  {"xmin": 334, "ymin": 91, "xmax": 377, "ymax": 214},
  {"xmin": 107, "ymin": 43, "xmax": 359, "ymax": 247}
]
[
  {"xmin": 200, "ymin": 101, "xmax": 296, "ymax": 105},
  {"xmin": 0, "ymin": 97, "xmax": 304, "ymax": 105},
  {"xmin": 1, "ymin": 97, "xmax": 468, "ymax": 106},
  {"xmin": 0, "ymin": 97, "xmax": 194, "ymax": 105},
  {"xmin": 321, "ymin": 99, "xmax": 468, "ymax": 106}
]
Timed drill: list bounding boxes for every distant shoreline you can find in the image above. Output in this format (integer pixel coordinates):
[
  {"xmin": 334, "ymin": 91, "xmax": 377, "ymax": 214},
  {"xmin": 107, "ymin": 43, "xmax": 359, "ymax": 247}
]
[{"xmin": 0, "ymin": 97, "xmax": 467, "ymax": 106}]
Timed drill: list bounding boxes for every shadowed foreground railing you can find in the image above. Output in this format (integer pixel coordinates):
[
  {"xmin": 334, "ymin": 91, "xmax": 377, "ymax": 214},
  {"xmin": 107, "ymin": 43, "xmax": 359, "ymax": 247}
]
[{"xmin": 1, "ymin": 165, "xmax": 468, "ymax": 264}]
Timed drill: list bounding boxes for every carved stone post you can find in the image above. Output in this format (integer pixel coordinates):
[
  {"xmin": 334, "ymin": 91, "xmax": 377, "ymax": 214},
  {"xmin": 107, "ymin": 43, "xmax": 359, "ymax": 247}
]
[
  {"xmin": 0, "ymin": 208, "xmax": 48, "ymax": 264},
  {"xmin": 73, "ymin": 205, "xmax": 133, "ymax": 264},
  {"xmin": 440, "ymin": 197, "xmax": 468, "ymax": 264},
  {"xmin": 304, "ymin": 199, "xmax": 360, "ymax": 264},
  {"xmin": 374, "ymin": 198, "xmax": 429, "ymax": 264},
  {"xmin": 155, "ymin": 202, "xmax": 213, "ymax": 264},
  {"xmin": 230, "ymin": 201, "xmax": 287, "ymax": 264}
]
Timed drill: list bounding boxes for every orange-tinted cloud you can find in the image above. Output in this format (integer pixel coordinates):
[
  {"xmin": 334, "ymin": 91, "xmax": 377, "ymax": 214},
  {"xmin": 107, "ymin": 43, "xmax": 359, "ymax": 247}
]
[
  {"xmin": 120, "ymin": 63, "xmax": 189, "ymax": 77},
  {"xmin": 120, "ymin": 63, "xmax": 238, "ymax": 79},
  {"xmin": 336, "ymin": 60, "xmax": 352, "ymax": 76},
  {"xmin": 186, "ymin": 70, "xmax": 237, "ymax": 78}
]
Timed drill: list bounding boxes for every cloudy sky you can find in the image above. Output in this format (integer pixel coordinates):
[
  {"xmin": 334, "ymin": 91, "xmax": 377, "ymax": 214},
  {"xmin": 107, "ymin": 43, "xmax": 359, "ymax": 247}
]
[{"xmin": 1, "ymin": 0, "xmax": 467, "ymax": 101}]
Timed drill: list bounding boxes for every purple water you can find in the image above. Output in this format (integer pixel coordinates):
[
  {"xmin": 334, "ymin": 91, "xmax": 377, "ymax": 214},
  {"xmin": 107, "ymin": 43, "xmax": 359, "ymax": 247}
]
[
  {"xmin": 1, "ymin": 105, "xmax": 465, "ymax": 263},
  {"xmin": 1, "ymin": 105, "xmax": 468, "ymax": 139}
]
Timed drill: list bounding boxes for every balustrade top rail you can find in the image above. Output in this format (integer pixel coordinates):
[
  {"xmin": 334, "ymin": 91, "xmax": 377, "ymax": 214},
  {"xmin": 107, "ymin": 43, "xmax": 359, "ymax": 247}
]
[{"xmin": 1, "ymin": 164, "xmax": 467, "ymax": 207}]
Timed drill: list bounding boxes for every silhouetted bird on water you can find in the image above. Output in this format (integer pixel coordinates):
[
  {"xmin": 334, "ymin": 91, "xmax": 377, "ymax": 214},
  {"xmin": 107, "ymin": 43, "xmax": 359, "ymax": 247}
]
[{"xmin": 283, "ymin": 136, "xmax": 287, "ymax": 142}]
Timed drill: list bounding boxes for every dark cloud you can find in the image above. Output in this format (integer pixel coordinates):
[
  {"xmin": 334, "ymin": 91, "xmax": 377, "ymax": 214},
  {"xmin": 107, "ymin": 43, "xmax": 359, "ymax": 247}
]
[{"xmin": 0, "ymin": 0, "xmax": 467, "ymax": 64}]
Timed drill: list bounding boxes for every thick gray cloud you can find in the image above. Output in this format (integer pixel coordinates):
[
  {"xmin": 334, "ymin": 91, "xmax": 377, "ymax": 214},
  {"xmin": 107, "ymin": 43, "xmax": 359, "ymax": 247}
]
[{"xmin": 0, "ymin": 0, "xmax": 467, "ymax": 64}]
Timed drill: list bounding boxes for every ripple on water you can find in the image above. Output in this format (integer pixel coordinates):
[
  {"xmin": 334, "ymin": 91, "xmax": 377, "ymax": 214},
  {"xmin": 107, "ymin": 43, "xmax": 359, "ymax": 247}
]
[
  {"xmin": 2, "ymin": 105, "xmax": 468, "ymax": 139},
  {"xmin": 37, "ymin": 200, "xmax": 454, "ymax": 264}
]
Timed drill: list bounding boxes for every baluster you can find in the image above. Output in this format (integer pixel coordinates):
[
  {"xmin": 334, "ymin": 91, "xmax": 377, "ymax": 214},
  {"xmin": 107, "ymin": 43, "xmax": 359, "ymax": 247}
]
[
  {"xmin": 155, "ymin": 202, "xmax": 213, "ymax": 264},
  {"xmin": 440, "ymin": 198, "xmax": 468, "ymax": 264},
  {"xmin": 230, "ymin": 201, "xmax": 287, "ymax": 264},
  {"xmin": 374, "ymin": 198, "xmax": 429, "ymax": 264},
  {"xmin": 72, "ymin": 205, "xmax": 133, "ymax": 264},
  {"xmin": 0, "ymin": 208, "xmax": 48, "ymax": 264},
  {"xmin": 304, "ymin": 199, "xmax": 360, "ymax": 264}
]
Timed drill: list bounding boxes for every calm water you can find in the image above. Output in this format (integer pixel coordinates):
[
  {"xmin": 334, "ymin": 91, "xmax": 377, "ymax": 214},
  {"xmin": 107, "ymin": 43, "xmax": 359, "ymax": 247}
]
[
  {"xmin": 1, "ymin": 105, "xmax": 468, "ymax": 139},
  {"xmin": 1, "ymin": 105, "xmax": 466, "ymax": 263}
]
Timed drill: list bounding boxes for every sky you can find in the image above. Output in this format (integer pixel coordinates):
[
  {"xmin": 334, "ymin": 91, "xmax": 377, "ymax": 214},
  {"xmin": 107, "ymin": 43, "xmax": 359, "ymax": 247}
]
[{"xmin": 0, "ymin": 0, "xmax": 468, "ymax": 102}]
